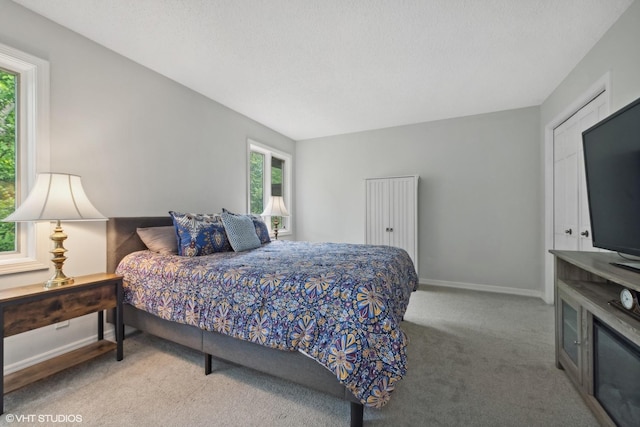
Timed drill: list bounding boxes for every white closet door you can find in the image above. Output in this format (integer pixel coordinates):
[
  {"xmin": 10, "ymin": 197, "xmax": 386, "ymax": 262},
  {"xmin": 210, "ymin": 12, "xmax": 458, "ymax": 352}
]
[
  {"xmin": 554, "ymin": 117, "xmax": 580, "ymax": 250},
  {"xmin": 388, "ymin": 176, "xmax": 417, "ymax": 264},
  {"xmin": 577, "ymin": 100, "xmax": 608, "ymax": 250},
  {"xmin": 365, "ymin": 178, "xmax": 390, "ymax": 246},
  {"xmin": 553, "ymin": 92, "xmax": 608, "ymax": 252},
  {"xmin": 365, "ymin": 176, "xmax": 418, "ymax": 273}
]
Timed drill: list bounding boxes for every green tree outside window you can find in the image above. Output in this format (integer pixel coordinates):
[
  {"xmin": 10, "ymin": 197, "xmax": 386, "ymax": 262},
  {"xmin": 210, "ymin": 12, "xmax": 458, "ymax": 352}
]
[
  {"xmin": 0, "ymin": 69, "xmax": 17, "ymax": 252},
  {"xmin": 249, "ymin": 151, "xmax": 264, "ymax": 215}
]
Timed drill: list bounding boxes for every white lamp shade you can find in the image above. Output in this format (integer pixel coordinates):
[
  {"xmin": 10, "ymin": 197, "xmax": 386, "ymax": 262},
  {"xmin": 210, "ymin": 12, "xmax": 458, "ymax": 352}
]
[
  {"xmin": 261, "ymin": 196, "xmax": 290, "ymax": 217},
  {"xmin": 3, "ymin": 173, "xmax": 106, "ymax": 222}
]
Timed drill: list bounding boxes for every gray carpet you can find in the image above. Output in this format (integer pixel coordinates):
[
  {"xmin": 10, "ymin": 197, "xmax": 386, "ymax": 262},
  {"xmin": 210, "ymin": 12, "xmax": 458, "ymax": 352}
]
[{"xmin": 1, "ymin": 286, "xmax": 598, "ymax": 426}]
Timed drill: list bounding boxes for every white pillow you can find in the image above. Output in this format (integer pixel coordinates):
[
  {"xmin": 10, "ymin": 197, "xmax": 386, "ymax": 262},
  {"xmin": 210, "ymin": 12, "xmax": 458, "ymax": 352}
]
[{"xmin": 136, "ymin": 226, "xmax": 178, "ymax": 254}]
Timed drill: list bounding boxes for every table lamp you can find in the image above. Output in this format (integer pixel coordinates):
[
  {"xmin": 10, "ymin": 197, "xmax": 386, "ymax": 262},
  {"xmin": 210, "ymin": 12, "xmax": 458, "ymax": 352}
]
[
  {"xmin": 261, "ymin": 196, "xmax": 289, "ymax": 240},
  {"xmin": 2, "ymin": 173, "xmax": 106, "ymax": 288}
]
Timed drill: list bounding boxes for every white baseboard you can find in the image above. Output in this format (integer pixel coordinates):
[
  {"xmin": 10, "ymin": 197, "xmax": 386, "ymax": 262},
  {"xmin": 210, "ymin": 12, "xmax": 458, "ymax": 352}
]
[
  {"xmin": 4, "ymin": 328, "xmax": 116, "ymax": 376},
  {"xmin": 419, "ymin": 277, "xmax": 545, "ymax": 301}
]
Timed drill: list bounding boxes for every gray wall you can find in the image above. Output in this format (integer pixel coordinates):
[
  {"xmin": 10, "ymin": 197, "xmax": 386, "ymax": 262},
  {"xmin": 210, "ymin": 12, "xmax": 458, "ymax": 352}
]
[
  {"xmin": 0, "ymin": 1, "xmax": 294, "ymax": 220},
  {"xmin": 0, "ymin": 1, "xmax": 294, "ymax": 370},
  {"xmin": 296, "ymin": 107, "xmax": 542, "ymax": 296},
  {"xmin": 541, "ymin": 0, "xmax": 640, "ymax": 127},
  {"xmin": 2, "ymin": 0, "xmax": 639, "ymax": 375},
  {"xmin": 539, "ymin": 0, "xmax": 640, "ymax": 299},
  {"xmin": 297, "ymin": 0, "xmax": 640, "ymax": 298}
]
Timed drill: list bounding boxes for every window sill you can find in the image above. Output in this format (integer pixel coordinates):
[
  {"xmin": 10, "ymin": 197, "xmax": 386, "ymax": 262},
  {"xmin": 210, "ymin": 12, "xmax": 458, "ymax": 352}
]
[{"xmin": 0, "ymin": 257, "xmax": 49, "ymax": 276}]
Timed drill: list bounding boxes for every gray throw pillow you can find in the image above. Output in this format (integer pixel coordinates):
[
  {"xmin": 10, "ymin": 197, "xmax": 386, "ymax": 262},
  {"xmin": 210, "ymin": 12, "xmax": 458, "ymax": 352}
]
[{"xmin": 221, "ymin": 211, "xmax": 261, "ymax": 252}]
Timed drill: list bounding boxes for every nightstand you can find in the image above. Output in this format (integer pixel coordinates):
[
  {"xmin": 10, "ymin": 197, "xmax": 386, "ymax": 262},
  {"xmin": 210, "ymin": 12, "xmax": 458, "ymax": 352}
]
[{"xmin": 0, "ymin": 273, "xmax": 123, "ymax": 414}]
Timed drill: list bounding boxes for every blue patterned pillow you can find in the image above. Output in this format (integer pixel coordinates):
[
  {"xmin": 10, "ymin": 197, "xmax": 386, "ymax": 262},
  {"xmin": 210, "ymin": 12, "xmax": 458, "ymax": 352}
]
[
  {"xmin": 169, "ymin": 211, "xmax": 232, "ymax": 256},
  {"xmin": 250, "ymin": 215, "xmax": 271, "ymax": 244},
  {"xmin": 221, "ymin": 211, "xmax": 262, "ymax": 252}
]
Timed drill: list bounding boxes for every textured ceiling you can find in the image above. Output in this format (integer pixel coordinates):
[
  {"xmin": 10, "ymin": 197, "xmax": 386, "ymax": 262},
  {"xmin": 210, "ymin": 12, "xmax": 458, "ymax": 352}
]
[{"xmin": 12, "ymin": 0, "xmax": 635, "ymax": 140}]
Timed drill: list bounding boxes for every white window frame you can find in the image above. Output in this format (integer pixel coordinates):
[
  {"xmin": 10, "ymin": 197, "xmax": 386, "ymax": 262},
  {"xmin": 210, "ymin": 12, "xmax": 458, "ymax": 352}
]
[
  {"xmin": 0, "ymin": 42, "xmax": 50, "ymax": 275},
  {"xmin": 247, "ymin": 139, "xmax": 292, "ymax": 238}
]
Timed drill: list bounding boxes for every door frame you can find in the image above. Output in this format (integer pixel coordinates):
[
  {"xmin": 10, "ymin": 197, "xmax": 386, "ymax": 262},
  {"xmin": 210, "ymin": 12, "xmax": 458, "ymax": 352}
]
[{"xmin": 543, "ymin": 72, "xmax": 611, "ymax": 304}]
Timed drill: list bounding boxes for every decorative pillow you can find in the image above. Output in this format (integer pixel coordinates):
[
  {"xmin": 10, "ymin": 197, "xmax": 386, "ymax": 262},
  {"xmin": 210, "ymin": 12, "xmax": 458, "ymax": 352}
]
[
  {"xmin": 136, "ymin": 226, "xmax": 178, "ymax": 255},
  {"xmin": 221, "ymin": 209, "xmax": 271, "ymax": 244},
  {"xmin": 250, "ymin": 214, "xmax": 271, "ymax": 244},
  {"xmin": 221, "ymin": 210, "xmax": 262, "ymax": 252},
  {"xmin": 169, "ymin": 211, "xmax": 232, "ymax": 256}
]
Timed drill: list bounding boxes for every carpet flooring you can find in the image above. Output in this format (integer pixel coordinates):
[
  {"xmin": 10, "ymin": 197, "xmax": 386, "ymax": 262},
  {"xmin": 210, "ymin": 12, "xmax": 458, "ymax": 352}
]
[{"xmin": 1, "ymin": 286, "xmax": 599, "ymax": 426}]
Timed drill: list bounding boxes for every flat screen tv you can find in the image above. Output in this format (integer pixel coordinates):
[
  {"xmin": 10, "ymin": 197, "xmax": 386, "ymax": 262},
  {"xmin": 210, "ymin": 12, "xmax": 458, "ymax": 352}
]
[{"xmin": 582, "ymin": 95, "xmax": 640, "ymax": 270}]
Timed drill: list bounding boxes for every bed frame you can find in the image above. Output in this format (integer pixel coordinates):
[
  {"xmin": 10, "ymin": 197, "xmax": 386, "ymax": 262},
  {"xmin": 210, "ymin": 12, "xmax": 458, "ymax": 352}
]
[{"xmin": 106, "ymin": 217, "xmax": 364, "ymax": 427}]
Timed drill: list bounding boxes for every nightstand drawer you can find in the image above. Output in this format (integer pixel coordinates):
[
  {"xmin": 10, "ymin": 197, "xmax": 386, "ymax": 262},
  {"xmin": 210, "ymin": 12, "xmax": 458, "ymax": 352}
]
[{"xmin": 3, "ymin": 284, "xmax": 117, "ymax": 337}]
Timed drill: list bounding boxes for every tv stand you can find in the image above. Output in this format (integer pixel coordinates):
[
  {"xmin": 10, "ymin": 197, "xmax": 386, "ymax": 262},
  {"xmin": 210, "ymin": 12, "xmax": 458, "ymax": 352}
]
[{"xmin": 551, "ymin": 250, "xmax": 640, "ymax": 427}]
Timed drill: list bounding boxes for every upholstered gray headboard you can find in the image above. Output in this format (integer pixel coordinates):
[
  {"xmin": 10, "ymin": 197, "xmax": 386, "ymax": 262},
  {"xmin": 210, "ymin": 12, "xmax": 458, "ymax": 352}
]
[{"xmin": 106, "ymin": 217, "xmax": 173, "ymax": 273}]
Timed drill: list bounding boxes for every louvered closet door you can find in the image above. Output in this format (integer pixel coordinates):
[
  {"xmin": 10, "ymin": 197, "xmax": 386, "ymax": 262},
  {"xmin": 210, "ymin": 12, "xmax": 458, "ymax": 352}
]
[
  {"xmin": 388, "ymin": 176, "xmax": 417, "ymax": 264},
  {"xmin": 365, "ymin": 176, "xmax": 418, "ymax": 273},
  {"xmin": 365, "ymin": 178, "xmax": 390, "ymax": 246}
]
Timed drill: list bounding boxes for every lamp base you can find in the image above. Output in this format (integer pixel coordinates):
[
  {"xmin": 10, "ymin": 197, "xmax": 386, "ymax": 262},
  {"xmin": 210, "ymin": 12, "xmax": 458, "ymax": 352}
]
[
  {"xmin": 44, "ymin": 220, "xmax": 74, "ymax": 289},
  {"xmin": 45, "ymin": 273, "xmax": 74, "ymax": 288}
]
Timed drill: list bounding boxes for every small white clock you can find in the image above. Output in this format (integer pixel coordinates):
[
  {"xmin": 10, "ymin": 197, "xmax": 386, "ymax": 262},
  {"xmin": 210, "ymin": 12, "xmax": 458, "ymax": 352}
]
[{"xmin": 620, "ymin": 288, "xmax": 637, "ymax": 310}]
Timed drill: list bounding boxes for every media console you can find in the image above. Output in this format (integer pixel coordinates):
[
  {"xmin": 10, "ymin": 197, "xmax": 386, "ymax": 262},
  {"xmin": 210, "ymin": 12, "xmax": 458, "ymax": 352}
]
[{"xmin": 551, "ymin": 250, "xmax": 640, "ymax": 427}]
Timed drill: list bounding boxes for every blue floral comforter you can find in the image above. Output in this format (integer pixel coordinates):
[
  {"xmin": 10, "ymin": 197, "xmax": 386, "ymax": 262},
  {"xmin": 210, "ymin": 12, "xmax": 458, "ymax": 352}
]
[{"xmin": 116, "ymin": 240, "xmax": 418, "ymax": 407}]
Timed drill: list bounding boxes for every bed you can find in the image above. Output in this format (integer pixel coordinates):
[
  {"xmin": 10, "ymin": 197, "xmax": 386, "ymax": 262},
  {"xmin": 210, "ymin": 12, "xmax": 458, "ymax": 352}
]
[{"xmin": 106, "ymin": 216, "xmax": 418, "ymax": 426}]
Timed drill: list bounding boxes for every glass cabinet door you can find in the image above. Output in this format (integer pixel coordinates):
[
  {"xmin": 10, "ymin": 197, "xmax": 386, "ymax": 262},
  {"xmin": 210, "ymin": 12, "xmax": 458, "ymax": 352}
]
[
  {"xmin": 562, "ymin": 300, "xmax": 580, "ymax": 364},
  {"xmin": 557, "ymin": 289, "xmax": 582, "ymax": 384}
]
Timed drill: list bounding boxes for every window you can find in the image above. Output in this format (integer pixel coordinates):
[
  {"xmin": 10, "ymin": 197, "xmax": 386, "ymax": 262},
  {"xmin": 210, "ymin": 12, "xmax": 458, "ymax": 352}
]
[
  {"xmin": 0, "ymin": 42, "xmax": 50, "ymax": 274},
  {"xmin": 0, "ymin": 68, "xmax": 17, "ymax": 253},
  {"xmin": 248, "ymin": 140, "xmax": 292, "ymax": 236}
]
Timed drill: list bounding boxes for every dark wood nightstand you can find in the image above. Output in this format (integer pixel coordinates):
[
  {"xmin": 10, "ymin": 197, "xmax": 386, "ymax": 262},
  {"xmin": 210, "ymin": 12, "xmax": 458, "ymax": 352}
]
[{"xmin": 0, "ymin": 273, "xmax": 123, "ymax": 414}]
